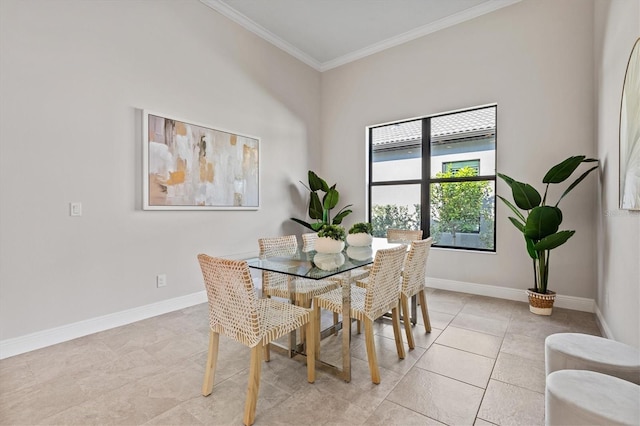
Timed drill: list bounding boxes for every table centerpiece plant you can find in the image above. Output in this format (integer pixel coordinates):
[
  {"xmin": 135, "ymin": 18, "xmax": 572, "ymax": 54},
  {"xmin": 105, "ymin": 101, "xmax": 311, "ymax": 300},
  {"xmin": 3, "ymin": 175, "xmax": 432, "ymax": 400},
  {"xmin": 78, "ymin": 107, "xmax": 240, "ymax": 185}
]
[
  {"xmin": 346, "ymin": 222, "xmax": 373, "ymax": 247},
  {"xmin": 497, "ymin": 155, "xmax": 599, "ymax": 315},
  {"xmin": 315, "ymin": 224, "xmax": 346, "ymax": 254}
]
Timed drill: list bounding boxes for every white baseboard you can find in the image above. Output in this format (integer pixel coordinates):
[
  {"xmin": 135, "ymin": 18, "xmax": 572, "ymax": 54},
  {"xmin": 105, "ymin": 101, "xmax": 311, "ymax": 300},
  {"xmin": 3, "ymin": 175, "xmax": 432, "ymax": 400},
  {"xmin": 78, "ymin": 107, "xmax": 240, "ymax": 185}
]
[
  {"xmin": 593, "ymin": 303, "xmax": 614, "ymax": 339},
  {"xmin": 1, "ymin": 276, "xmax": 599, "ymax": 360},
  {"xmin": 426, "ymin": 277, "xmax": 596, "ymax": 313},
  {"xmin": 0, "ymin": 291, "xmax": 207, "ymax": 360}
]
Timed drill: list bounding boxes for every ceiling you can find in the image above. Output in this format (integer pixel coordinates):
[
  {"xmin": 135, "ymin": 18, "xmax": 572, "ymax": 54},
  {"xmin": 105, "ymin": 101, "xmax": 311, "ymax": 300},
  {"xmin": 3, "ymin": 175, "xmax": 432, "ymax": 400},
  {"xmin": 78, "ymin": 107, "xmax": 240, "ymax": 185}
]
[{"xmin": 201, "ymin": 0, "xmax": 521, "ymax": 71}]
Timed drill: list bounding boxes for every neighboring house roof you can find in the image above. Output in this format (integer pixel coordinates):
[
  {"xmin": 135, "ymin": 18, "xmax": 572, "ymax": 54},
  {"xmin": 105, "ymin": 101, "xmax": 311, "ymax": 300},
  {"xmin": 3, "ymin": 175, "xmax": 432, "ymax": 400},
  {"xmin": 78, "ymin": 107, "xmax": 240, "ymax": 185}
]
[{"xmin": 372, "ymin": 107, "xmax": 496, "ymax": 147}]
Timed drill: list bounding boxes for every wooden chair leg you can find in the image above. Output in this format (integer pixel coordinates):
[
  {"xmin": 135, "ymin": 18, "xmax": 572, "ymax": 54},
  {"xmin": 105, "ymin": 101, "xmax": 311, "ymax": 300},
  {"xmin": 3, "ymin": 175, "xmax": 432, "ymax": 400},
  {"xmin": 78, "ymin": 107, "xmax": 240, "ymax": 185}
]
[
  {"xmin": 364, "ymin": 319, "xmax": 380, "ymax": 384},
  {"xmin": 263, "ymin": 342, "xmax": 270, "ymax": 362},
  {"xmin": 306, "ymin": 312, "xmax": 315, "ymax": 383},
  {"xmin": 333, "ymin": 313, "xmax": 339, "ymax": 335},
  {"xmin": 400, "ymin": 295, "xmax": 415, "ymax": 350},
  {"xmin": 418, "ymin": 290, "xmax": 431, "ymax": 333},
  {"xmin": 243, "ymin": 344, "xmax": 263, "ymax": 426},
  {"xmin": 202, "ymin": 330, "xmax": 219, "ymax": 396},
  {"xmin": 299, "ymin": 299, "xmax": 312, "ymax": 345},
  {"xmin": 314, "ymin": 302, "xmax": 321, "ymax": 360},
  {"xmin": 391, "ymin": 305, "xmax": 406, "ymax": 359},
  {"xmin": 356, "ymin": 319, "xmax": 361, "ymax": 334}
]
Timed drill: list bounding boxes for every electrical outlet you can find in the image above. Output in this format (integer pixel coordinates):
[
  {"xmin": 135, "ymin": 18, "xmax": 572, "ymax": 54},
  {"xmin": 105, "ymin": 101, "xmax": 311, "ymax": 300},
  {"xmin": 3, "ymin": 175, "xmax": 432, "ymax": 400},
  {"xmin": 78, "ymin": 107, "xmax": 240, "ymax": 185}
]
[{"xmin": 156, "ymin": 274, "xmax": 167, "ymax": 288}]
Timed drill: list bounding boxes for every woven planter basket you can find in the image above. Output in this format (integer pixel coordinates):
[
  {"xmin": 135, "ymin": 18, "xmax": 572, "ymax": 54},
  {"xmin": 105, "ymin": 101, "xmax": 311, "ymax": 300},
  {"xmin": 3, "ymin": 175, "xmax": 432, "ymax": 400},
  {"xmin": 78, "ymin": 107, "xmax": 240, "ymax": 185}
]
[{"xmin": 526, "ymin": 289, "xmax": 556, "ymax": 315}]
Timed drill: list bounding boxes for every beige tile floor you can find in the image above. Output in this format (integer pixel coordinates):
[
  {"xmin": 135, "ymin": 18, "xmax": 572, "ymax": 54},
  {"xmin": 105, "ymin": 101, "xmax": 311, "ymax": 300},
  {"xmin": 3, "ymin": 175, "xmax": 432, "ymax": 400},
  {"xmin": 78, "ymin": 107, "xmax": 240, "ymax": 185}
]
[{"xmin": 0, "ymin": 289, "xmax": 602, "ymax": 425}]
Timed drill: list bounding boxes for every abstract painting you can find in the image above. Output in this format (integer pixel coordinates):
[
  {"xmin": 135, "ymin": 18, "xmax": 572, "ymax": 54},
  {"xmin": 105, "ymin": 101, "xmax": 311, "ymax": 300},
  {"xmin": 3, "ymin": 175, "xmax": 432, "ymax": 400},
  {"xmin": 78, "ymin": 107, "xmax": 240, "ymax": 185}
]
[
  {"xmin": 143, "ymin": 111, "xmax": 259, "ymax": 210},
  {"xmin": 620, "ymin": 38, "xmax": 640, "ymax": 210}
]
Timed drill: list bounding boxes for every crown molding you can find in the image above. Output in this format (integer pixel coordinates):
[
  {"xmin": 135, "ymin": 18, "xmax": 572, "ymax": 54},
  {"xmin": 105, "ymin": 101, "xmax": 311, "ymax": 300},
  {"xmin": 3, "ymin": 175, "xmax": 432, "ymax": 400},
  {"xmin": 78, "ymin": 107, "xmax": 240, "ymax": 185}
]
[
  {"xmin": 200, "ymin": 0, "xmax": 323, "ymax": 71},
  {"xmin": 319, "ymin": 0, "xmax": 522, "ymax": 71},
  {"xmin": 201, "ymin": 0, "xmax": 521, "ymax": 72}
]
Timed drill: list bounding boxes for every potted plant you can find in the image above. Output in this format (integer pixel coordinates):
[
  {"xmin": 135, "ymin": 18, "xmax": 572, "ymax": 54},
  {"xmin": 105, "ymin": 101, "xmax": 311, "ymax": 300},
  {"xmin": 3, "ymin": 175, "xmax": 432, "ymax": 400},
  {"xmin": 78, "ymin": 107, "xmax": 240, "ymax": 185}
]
[
  {"xmin": 498, "ymin": 155, "xmax": 599, "ymax": 315},
  {"xmin": 315, "ymin": 224, "xmax": 346, "ymax": 254},
  {"xmin": 346, "ymin": 222, "xmax": 373, "ymax": 247},
  {"xmin": 291, "ymin": 171, "xmax": 352, "ymax": 231}
]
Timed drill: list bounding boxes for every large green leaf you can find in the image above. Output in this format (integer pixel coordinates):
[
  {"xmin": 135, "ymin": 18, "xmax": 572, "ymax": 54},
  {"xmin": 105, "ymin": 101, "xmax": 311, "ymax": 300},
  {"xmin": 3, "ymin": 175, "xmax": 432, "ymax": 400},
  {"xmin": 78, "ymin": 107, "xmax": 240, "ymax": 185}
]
[
  {"xmin": 533, "ymin": 230, "xmax": 575, "ymax": 251},
  {"xmin": 308, "ymin": 192, "xmax": 323, "ymax": 220},
  {"xmin": 552, "ymin": 206, "xmax": 563, "ymax": 225},
  {"xmin": 525, "ymin": 236, "xmax": 538, "ymax": 259},
  {"xmin": 511, "ymin": 181, "xmax": 541, "ymax": 210},
  {"xmin": 525, "ymin": 206, "xmax": 561, "ymax": 240},
  {"xmin": 332, "ymin": 208, "xmax": 352, "ymax": 224},
  {"xmin": 323, "ymin": 187, "xmax": 339, "ymax": 210},
  {"xmin": 556, "ymin": 165, "xmax": 599, "ymax": 206},
  {"xmin": 543, "ymin": 156, "xmax": 585, "ymax": 184},
  {"xmin": 497, "ymin": 195, "xmax": 526, "ymax": 223},
  {"xmin": 290, "ymin": 217, "xmax": 314, "ymax": 231},
  {"xmin": 308, "ymin": 170, "xmax": 329, "ymax": 192},
  {"xmin": 508, "ymin": 216, "xmax": 525, "ymax": 233},
  {"xmin": 497, "ymin": 173, "xmax": 516, "ymax": 187},
  {"xmin": 310, "ymin": 222, "xmax": 325, "ymax": 231}
]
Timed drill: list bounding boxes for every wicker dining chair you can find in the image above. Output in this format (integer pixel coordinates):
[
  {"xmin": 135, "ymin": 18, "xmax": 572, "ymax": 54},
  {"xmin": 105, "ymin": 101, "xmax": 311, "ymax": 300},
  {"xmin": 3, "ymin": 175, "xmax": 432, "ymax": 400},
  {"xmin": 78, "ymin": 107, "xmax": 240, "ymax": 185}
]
[
  {"xmin": 313, "ymin": 244, "xmax": 407, "ymax": 384},
  {"xmin": 258, "ymin": 235, "xmax": 340, "ymax": 307},
  {"xmin": 197, "ymin": 254, "xmax": 315, "ymax": 426},
  {"xmin": 399, "ymin": 238, "xmax": 433, "ymax": 349},
  {"xmin": 386, "ymin": 228, "xmax": 423, "ymax": 243},
  {"xmin": 301, "ymin": 232, "xmax": 318, "ymax": 252},
  {"xmin": 353, "ymin": 228, "xmax": 421, "ymax": 283}
]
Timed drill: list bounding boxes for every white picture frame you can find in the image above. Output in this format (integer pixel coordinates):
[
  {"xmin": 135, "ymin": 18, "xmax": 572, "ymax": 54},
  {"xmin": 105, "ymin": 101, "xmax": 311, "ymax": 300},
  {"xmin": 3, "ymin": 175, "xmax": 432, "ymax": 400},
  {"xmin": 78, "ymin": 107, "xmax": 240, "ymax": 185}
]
[
  {"xmin": 142, "ymin": 110, "xmax": 260, "ymax": 210},
  {"xmin": 620, "ymin": 38, "xmax": 640, "ymax": 210}
]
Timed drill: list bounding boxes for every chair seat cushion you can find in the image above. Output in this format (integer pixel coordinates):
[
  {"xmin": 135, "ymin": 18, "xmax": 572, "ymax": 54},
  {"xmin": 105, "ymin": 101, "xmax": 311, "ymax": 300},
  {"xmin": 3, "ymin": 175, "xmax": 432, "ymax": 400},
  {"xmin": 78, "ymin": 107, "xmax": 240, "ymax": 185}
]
[
  {"xmin": 314, "ymin": 285, "xmax": 368, "ymax": 321},
  {"xmin": 325, "ymin": 268, "xmax": 370, "ymax": 288},
  {"xmin": 257, "ymin": 299, "xmax": 310, "ymax": 345},
  {"xmin": 264, "ymin": 278, "xmax": 340, "ymax": 303}
]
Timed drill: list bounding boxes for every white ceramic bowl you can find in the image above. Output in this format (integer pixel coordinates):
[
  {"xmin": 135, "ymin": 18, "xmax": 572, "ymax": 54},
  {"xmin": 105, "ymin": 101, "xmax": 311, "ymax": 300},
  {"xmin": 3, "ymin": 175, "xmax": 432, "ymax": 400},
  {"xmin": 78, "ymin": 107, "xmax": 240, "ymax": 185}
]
[
  {"xmin": 315, "ymin": 237, "xmax": 345, "ymax": 254},
  {"xmin": 346, "ymin": 233, "xmax": 373, "ymax": 247}
]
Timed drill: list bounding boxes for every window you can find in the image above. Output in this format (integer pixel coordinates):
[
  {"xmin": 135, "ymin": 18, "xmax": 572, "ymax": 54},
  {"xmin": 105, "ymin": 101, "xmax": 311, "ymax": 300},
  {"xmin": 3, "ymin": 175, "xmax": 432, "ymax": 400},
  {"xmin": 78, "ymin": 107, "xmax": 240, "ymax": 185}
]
[
  {"xmin": 368, "ymin": 105, "xmax": 496, "ymax": 251},
  {"xmin": 442, "ymin": 159, "xmax": 480, "ymax": 174}
]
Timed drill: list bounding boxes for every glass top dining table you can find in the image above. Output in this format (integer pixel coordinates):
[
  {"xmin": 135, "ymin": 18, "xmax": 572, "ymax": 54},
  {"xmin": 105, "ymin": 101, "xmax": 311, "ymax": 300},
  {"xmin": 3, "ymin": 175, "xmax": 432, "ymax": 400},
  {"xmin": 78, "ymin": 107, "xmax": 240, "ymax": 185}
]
[
  {"xmin": 245, "ymin": 237, "xmax": 398, "ymax": 279},
  {"xmin": 245, "ymin": 237, "xmax": 404, "ymax": 382}
]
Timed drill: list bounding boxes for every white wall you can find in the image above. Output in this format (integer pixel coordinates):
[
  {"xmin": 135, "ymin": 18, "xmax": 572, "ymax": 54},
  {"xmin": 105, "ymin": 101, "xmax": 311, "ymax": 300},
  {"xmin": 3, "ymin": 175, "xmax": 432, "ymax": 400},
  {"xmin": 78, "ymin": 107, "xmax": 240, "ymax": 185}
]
[
  {"xmin": 3, "ymin": 0, "xmax": 638, "ymax": 353},
  {"xmin": 0, "ymin": 0, "xmax": 320, "ymax": 342},
  {"xmin": 594, "ymin": 0, "xmax": 640, "ymax": 347},
  {"xmin": 321, "ymin": 0, "xmax": 599, "ymax": 298}
]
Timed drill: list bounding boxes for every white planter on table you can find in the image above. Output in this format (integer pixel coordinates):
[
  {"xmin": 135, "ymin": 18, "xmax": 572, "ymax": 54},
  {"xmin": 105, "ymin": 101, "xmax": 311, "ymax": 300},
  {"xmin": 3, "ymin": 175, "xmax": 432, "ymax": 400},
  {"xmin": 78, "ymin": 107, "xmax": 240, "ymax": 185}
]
[
  {"xmin": 346, "ymin": 233, "xmax": 373, "ymax": 247},
  {"xmin": 315, "ymin": 237, "xmax": 345, "ymax": 254}
]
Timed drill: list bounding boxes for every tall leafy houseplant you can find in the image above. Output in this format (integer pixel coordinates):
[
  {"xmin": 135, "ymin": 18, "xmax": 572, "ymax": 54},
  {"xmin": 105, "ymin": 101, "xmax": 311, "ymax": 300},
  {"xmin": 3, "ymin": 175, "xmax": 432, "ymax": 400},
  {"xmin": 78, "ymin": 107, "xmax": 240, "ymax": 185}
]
[
  {"xmin": 498, "ymin": 155, "xmax": 599, "ymax": 295},
  {"xmin": 291, "ymin": 171, "xmax": 352, "ymax": 231}
]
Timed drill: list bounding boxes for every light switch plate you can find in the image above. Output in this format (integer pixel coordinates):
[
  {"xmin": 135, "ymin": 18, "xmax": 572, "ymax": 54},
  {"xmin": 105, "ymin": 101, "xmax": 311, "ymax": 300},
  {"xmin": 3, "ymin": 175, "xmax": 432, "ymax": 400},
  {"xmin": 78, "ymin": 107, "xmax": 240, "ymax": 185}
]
[
  {"xmin": 70, "ymin": 202, "xmax": 82, "ymax": 216},
  {"xmin": 156, "ymin": 274, "xmax": 167, "ymax": 288}
]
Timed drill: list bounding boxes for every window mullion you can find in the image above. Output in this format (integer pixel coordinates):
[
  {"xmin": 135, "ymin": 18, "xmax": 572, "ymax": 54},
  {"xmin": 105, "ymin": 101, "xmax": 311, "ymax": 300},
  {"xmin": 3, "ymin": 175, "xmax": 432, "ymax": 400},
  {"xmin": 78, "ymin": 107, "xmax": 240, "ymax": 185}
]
[{"xmin": 422, "ymin": 117, "xmax": 431, "ymax": 237}]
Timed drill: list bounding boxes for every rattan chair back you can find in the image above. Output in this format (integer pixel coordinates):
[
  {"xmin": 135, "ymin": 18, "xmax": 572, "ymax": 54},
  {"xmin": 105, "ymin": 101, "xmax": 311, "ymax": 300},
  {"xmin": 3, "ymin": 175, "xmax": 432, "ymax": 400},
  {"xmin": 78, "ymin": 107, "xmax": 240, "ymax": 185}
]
[
  {"xmin": 301, "ymin": 232, "xmax": 318, "ymax": 252},
  {"xmin": 197, "ymin": 254, "xmax": 262, "ymax": 347},
  {"xmin": 401, "ymin": 237, "xmax": 432, "ymax": 298},
  {"xmin": 386, "ymin": 228, "xmax": 423, "ymax": 243},
  {"xmin": 258, "ymin": 235, "xmax": 297, "ymax": 296},
  {"xmin": 363, "ymin": 244, "xmax": 407, "ymax": 320}
]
